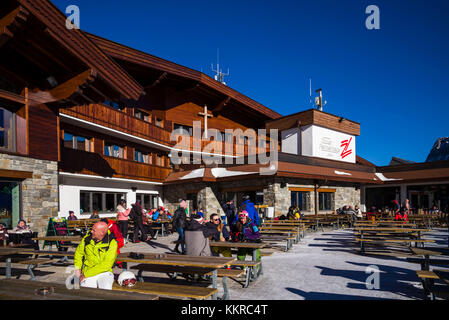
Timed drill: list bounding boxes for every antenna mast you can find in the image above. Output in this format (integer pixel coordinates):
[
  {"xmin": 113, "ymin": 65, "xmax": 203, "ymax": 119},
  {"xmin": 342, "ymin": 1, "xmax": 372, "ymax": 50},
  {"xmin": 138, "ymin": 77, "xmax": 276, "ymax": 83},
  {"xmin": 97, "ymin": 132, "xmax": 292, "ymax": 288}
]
[
  {"xmin": 211, "ymin": 48, "xmax": 230, "ymax": 85},
  {"xmin": 314, "ymin": 88, "xmax": 327, "ymax": 111}
]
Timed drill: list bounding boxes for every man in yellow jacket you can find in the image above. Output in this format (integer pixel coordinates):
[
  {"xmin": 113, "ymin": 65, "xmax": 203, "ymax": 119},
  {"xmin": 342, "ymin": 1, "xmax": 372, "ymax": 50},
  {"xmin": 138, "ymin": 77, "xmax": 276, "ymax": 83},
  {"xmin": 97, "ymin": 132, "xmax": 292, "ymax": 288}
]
[{"xmin": 74, "ymin": 221, "xmax": 118, "ymax": 289}]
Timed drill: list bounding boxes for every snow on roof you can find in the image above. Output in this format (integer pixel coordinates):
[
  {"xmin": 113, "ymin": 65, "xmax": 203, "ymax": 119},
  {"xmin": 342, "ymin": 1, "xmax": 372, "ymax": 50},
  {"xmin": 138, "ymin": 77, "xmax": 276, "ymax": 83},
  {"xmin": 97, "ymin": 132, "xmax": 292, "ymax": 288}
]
[
  {"xmin": 334, "ymin": 170, "xmax": 352, "ymax": 176},
  {"xmin": 211, "ymin": 168, "xmax": 258, "ymax": 178},
  {"xmin": 180, "ymin": 168, "xmax": 205, "ymax": 180},
  {"xmin": 375, "ymin": 172, "xmax": 402, "ymax": 181}
]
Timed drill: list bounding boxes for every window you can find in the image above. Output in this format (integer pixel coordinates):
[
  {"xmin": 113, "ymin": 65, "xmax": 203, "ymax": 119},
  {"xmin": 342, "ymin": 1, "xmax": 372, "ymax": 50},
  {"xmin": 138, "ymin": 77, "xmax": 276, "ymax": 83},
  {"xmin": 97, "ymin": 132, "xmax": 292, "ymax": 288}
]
[
  {"xmin": 104, "ymin": 143, "xmax": 124, "ymax": 158},
  {"xmin": 156, "ymin": 154, "xmax": 163, "ymax": 166},
  {"xmin": 135, "ymin": 149, "xmax": 151, "ymax": 164},
  {"xmin": 291, "ymin": 191, "xmax": 311, "ymax": 211},
  {"xmin": 0, "ymin": 107, "xmax": 26, "ymax": 154},
  {"xmin": 173, "ymin": 123, "xmax": 193, "ymax": 136},
  {"xmin": 318, "ymin": 192, "xmax": 334, "ymax": 211},
  {"xmin": 63, "ymin": 132, "xmax": 92, "ymax": 152},
  {"xmin": 136, "ymin": 193, "xmax": 158, "ymax": 211},
  {"xmin": 255, "ymin": 192, "xmax": 264, "ymax": 205},
  {"xmin": 0, "ymin": 180, "xmax": 20, "ymax": 229},
  {"xmin": 134, "ymin": 110, "xmax": 150, "ymax": 122},
  {"xmin": 79, "ymin": 191, "xmax": 126, "ymax": 214},
  {"xmin": 155, "ymin": 118, "xmax": 163, "ymax": 128}
]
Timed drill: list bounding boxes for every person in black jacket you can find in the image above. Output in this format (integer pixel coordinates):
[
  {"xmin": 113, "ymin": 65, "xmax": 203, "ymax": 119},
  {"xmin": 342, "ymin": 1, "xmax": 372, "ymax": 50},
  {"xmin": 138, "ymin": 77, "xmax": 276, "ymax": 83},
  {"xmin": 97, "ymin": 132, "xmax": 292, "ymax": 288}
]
[
  {"xmin": 207, "ymin": 214, "xmax": 232, "ymax": 264},
  {"xmin": 130, "ymin": 201, "xmax": 147, "ymax": 243},
  {"xmin": 184, "ymin": 213, "xmax": 219, "ymax": 256},
  {"xmin": 222, "ymin": 200, "xmax": 236, "ymax": 231},
  {"xmin": 172, "ymin": 199, "xmax": 188, "ymax": 254}
]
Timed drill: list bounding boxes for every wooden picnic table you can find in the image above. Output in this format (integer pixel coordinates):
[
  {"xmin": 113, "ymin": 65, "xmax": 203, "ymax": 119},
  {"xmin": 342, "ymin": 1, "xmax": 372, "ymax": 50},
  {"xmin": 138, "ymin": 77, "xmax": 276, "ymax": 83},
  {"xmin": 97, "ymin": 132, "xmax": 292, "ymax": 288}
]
[
  {"xmin": 210, "ymin": 241, "xmax": 266, "ymax": 280},
  {"xmin": 32, "ymin": 236, "xmax": 82, "ymax": 242},
  {"xmin": 117, "ymin": 252, "xmax": 235, "ymax": 300},
  {"xmin": 260, "ymin": 226, "xmax": 297, "ymax": 230},
  {"xmin": 0, "ymin": 279, "xmax": 158, "ymax": 300},
  {"xmin": 0, "ymin": 247, "xmax": 77, "ymax": 279},
  {"xmin": 354, "ymin": 227, "xmax": 433, "ymax": 254}
]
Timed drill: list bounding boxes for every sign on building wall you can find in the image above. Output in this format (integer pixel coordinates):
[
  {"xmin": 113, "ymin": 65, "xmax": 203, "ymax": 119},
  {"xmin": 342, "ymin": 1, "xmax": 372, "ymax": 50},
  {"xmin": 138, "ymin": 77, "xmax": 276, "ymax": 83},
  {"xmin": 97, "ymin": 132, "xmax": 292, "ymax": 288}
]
[{"xmin": 301, "ymin": 125, "xmax": 356, "ymax": 163}]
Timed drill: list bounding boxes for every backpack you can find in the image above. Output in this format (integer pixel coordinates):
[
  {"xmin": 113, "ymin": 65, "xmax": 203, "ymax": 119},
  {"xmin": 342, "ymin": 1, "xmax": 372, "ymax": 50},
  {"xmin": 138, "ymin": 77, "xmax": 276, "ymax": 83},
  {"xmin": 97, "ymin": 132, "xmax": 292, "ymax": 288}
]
[{"xmin": 129, "ymin": 207, "xmax": 137, "ymax": 220}]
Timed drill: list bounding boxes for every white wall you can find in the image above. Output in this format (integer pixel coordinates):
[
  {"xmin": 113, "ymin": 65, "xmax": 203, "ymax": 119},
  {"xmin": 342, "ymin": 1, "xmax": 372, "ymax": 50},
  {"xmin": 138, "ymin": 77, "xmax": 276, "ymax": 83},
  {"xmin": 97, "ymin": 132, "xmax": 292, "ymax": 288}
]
[
  {"xmin": 58, "ymin": 174, "xmax": 162, "ymax": 219},
  {"xmin": 281, "ymin": 128, "xmax": 301, "ymax": 155},
  {"xmin": 301, "ymin": 125, "xmax": 356, "ymax": 163}
]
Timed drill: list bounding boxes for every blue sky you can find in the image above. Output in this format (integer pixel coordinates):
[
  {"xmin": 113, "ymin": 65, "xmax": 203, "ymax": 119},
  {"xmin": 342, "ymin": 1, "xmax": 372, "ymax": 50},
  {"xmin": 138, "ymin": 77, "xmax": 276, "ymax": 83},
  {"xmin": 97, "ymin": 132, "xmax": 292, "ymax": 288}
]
[{"xmin": 53, "ymin": 0, "xmax": 449, "ymax": 166}]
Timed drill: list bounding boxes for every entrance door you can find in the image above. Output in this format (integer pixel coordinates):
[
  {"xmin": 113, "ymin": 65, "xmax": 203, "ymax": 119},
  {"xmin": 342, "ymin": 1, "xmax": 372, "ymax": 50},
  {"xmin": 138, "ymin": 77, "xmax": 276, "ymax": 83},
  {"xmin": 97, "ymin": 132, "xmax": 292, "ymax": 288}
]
[{"xmin": 0, "ymin": 181, "xmax": 20, "ymax": 229}]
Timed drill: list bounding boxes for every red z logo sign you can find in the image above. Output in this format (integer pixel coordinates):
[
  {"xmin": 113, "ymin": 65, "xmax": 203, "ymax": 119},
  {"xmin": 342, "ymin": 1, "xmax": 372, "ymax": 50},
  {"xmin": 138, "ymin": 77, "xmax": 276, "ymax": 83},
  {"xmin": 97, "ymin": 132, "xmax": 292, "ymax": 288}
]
[{"xmin": 340, "ymin": 137, "xmax": 353, "ymax": 159}]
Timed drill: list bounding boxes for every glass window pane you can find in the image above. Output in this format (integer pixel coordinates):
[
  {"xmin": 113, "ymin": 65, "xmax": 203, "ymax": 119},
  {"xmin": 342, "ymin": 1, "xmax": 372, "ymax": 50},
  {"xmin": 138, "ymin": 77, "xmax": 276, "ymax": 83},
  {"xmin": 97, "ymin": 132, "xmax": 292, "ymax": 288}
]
[
  {"xmin": 0, "ymin": 108, "xmax": 14, "ymax": 151},
  {"xmin": 76, "ymin": 136, "xmax": 87, "ymax": 151},
  {"xmin": 105, "ymin": 193, "xmax": 115, "ymax": 212},
  {"xmin": 291, "ymin": 192, "xmax": 297, "ymax": 206},
  {"xmin": 104, "ymin": 144, "xmax": 110, "ymax": 156},
  {"xmin": 92, "ymin": 193, "xmax": 102, "ymax": 212},
  {"xmin": 63, "ymin": 132, "xmax": 74, "ymax": 149},
  {"xmin": 80, "ymin": 192, "xmax": 90, "ymax": 214}
]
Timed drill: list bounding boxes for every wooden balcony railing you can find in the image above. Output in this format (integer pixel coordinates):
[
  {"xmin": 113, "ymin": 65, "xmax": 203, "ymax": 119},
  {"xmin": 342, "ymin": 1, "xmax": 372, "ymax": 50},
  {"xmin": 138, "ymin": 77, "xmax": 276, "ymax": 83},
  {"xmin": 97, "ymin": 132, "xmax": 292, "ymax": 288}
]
[
  {"xmin": 60, "ymin": 147, "xmax": 171, "ymax": 183},
  {"xmin": 59, "ymin": 104, "xmax": 173, "ymax": 147}
]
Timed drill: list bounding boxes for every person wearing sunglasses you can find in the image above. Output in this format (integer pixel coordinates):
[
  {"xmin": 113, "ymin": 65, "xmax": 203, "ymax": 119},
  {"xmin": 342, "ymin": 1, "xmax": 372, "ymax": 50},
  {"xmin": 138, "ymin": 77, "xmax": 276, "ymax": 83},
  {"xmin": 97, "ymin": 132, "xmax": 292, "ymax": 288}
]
[{"xmin": 207, "ymin": 213, "xmax": 232, "ymax": 267}]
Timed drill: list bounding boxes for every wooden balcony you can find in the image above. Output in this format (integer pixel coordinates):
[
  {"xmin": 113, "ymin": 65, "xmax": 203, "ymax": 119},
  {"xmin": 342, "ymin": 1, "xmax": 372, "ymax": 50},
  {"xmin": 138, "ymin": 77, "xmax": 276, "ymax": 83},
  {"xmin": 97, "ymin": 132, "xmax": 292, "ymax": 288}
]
[
  {"xmin": 173, "ymin": 136, "xmax": 277, "ymax": 157},
  {"xmin": 60, "ymin": 147, "xmax": 171, "ymax": 183},
  {"xmin": 59, "ymin": 104, "xmax": 173, "ymax": 147}
]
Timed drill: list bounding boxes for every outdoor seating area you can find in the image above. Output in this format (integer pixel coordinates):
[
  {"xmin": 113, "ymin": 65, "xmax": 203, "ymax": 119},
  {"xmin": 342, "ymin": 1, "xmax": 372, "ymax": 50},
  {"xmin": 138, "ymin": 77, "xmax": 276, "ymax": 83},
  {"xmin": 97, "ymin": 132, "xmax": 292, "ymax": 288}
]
[{"xmin": 0, "ymin": 210, "xmax": 448, "ymax": 301}]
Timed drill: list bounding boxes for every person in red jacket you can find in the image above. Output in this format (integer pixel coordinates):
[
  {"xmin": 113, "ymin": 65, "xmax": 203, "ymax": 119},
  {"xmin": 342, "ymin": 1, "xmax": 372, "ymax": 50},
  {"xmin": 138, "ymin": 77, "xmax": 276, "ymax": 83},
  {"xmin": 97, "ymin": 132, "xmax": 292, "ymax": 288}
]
[{"xmin": 101, "ymin": 219, "xmax": 125, "ymax": 268}]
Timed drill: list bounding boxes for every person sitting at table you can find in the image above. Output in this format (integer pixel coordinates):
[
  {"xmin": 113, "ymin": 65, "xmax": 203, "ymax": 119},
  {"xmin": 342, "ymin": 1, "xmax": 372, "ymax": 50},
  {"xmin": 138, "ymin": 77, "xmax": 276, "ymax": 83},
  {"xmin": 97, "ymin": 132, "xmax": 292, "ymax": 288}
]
[
  {"xmin": 354, "ymin": 205, "xmax": 363, "ymax": 219},
  {"xmin": 14, "ymin": 219, "xmax": 31, "ymax": 233},
  {"xmin": 232, "ymin": 211, "xmax": 261, "ymax": 263},
  {"xmin": 67, "ymin": 210, "xmax": 78, "ymax": 221},
  {"xmin": 395, "ymin": 206, "xmax": 408, "ymax": 222},
  {"xmin": 142, "ymin": 209, "xmax": 158, "ymax": 241},
  {"xmin": 13, "ymin": 220, "xmax": 38, "ymax": 249},
  {"xmin": 366, "ymin": 206, "xmax": 377, "ymax": 221},
  {"xmin": 207, "ymin": 213, "xmax": 232, "ymax": 266},
  {"xmin": 74, "ymin": 221, "xmax": 117, "ymax": 290},
  {"xmin": 0, "ymin": 223, "xmax": 9, "ymax": 245},
  {"xmin": 392, "ymin": 200, "xmax": 400, "ymax": 217},
  {"xmin": 287, "ymin": 206, "xmax": 302, "ymax": 220},
  {"xmin": 89, "ymin": 210, "xmax": 100, "ymax": 219},
  {"xmin": 184, "ymin": 213, "xmax": 219, "ymax": 256},
  {"xmin": 154, "ymin": 206, "xmax": 170, "ymax": 235}
]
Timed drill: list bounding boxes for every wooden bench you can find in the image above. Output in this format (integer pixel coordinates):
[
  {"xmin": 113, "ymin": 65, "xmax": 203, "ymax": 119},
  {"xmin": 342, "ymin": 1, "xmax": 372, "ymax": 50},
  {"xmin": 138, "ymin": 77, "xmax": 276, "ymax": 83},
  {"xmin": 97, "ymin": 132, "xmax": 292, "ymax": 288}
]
[
  {"xmin": 406, "ymin": 257, "xmax": 449, "ymax": 271},
  {"xmin": 415, "ymin": 269, "xmax": 449, "ymax": 300},
  {"xmin": 260, "ymin": 251, "xmax": 273, "ymax": 257},
  {"xmin": 355, "ymin": 238, "xmax": 435, "ymax": 254},
  {"xmin": 15, "ymin": 258, "xmax": 54, "ymax": 280},
  {"xmin": 260, "ymin": 235, "xmax": 296, "ymax": 251},
  {"xmin": 112, "ymin": 281, "xmax": 217, "ymax": 300},
  {"xmin": 130, "ymin": 263, "xmax": 244, "ymax": 300}
]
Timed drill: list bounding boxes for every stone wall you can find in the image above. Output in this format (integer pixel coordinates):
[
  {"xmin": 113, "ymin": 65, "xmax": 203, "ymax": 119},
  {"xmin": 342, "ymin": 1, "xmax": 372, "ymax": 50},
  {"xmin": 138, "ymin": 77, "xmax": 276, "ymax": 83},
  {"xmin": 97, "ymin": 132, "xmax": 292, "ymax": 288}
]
[
  {"xmin": 162, "ymin": 176, "xmax": 361, "ymax": 219},
  {"xmin": 335, "ymin": 186, "xmax": 361, "ymax": 210},
  {"xmin": 0, "ymin": 153, "xmax": 58, "ymax": 236},
  {"xmin": 263, "ymin": 181, "xmax": 290, "ymax": 217}
]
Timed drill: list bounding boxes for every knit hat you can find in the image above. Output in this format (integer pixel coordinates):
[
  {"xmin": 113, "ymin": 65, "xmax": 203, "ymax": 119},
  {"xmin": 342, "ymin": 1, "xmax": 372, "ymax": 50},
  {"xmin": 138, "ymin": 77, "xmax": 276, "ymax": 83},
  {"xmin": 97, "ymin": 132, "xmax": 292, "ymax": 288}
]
[
  {"xmin": 191, "ymin": 213, "xmax": 204, "ymax": 224},
  {"xmin": 239, "ymin": 211, "xmax": 249, "ymax": 218}
]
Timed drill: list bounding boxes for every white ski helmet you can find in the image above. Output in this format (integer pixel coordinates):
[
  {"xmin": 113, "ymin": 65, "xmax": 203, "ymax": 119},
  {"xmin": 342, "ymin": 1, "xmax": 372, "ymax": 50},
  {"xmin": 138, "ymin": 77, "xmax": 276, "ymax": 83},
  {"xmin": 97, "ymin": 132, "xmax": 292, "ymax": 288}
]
[{"xmin": 118, "ymin": 271, "xmax": 137, "ymax": 287}]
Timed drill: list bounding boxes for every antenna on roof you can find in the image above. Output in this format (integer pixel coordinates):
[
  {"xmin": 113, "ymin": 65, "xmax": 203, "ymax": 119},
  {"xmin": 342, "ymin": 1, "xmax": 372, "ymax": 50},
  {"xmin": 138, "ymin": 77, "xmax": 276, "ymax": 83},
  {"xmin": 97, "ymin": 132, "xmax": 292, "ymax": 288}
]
[
  {"xmin": 211, "ymin": 48, "xmax": 230, "ymax": 85},
  {"xmin": 314, "ymin": 88, "xmax": 327, "ymax": 111},
  {"xmin": 309, "ymin": 78, "xmax": 313, "ymax": 106}
]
